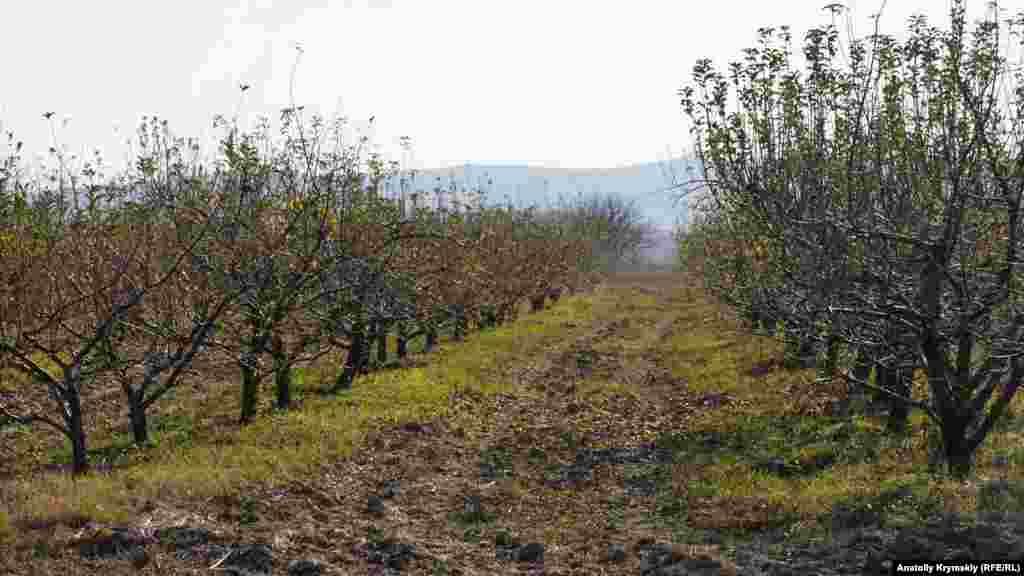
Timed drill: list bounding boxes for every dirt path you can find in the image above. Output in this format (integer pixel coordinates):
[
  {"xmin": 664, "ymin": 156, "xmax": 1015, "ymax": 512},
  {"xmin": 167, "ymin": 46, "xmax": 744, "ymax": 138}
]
[{"xmin": 229, "ymin": 271, "xmax": 736, "ymax": 574}]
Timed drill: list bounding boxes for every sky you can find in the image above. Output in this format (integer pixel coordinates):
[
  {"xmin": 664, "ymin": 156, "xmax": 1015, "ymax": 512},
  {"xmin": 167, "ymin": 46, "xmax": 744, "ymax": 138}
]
[{"xmin": 2, "ymin": 0, "xmax": 1020, "ymax": 185}]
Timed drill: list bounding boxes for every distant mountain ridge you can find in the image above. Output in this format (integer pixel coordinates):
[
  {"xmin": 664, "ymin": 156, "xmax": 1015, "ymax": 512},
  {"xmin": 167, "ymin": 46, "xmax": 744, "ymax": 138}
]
[{"xmin": 382, "ymin": 158, "xmax": 698, "ymax": 232}]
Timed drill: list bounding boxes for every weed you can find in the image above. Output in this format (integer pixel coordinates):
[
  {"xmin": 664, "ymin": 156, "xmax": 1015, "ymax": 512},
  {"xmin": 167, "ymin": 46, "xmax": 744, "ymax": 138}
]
[
  {"xmin": 32, "ymin": 539, "xmax": 51, "ymax": 559},
  {"xmin": 606, "ymin": 495, "xmax": 627, "ymax": 529},
  {"xmin": 687, "ymin": 479, "xmax": 718, "ymax": 499},
  {"xmin": 431, "ymin": 558, "xmax": 451, "ymax": 575},
  {"xmin": 449, "ymin": 495, "xmax": 494, "ymax": 527},
  {"xmin": 478, "ymin": 446, "xmax": 513, "ymax": 479},
  {"xmin": 366, "ymin": 526, "xmax": 385, "ymax": 546},
  {"xmin": 239, "ymin": 495, "xmax": 257, "ymax": 525},
  {"xmin": 559, "ymin": 430, "xmax": 579, "ymax": 450},
  {"xmin": 462, "ymin": 526, "xmax": 481, "ymax": 543},
  {"xmin": 655, "ymin": 494, "xmax": 689, "ymax": 520},
  {"xmin": 494, "ymin": 528, "xmax": 515, "ymax": 546}
]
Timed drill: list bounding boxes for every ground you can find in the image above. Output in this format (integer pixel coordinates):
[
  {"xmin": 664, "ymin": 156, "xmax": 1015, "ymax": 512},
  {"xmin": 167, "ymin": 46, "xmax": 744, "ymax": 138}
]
[{"xmin": 2, "ymin": 270, "xmax": 1021, "ymax": 575}]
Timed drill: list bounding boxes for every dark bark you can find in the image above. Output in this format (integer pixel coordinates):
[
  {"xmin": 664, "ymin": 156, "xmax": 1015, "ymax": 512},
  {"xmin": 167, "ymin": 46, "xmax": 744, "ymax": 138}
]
[
  {"xmin": 272, "ymin": 333, "xmax": 291, "ymax": 410},
  {"xmin": 498, "ymin": 301, "xmax": 518, "ymax": 325},
  {"xmin": 822, "ymin": 334, "xmax": 841, "ymax": 383},
  {"xmin": 842, "ymin": 326, "xmax": 920, "ymax": 433},
  {"xmin": 936, "ymin": 402, "xmax": 973, "ymax": 479},
  {"xmin": 366, "ymin": 319, "xmax": 378, "ymax": 367},
  {"xmin": 119, "ymin": 317, "xmax": 226, "ymax": 446},
  {"xmin": 453, "ymin": 304, "xmax": 466, "ymax": 342},
  {"xmin": 239, "ymin": 319, "xmax": 276, "ymax": 424},
  {"xmin": 783, "ymin": 331, "xmax": 817, "ymax": 370},
  {"xmin": 396, "ymin": 321, "xmax": 409, "ymax": 358},
  {"xmin": 479, "ymin": 304, "xmax": 497, "ymax": 329},
  {"xmin": 424, "ymin": 323, "xmax": 437, "ymax": 353},
  {"xmin": 850, "ymin": 349, "xmax": 873, "ymax": 391},
  {"xmin": 330, "ymin": 318, "xmax": 366, "ymax": 392},
  {"xmin": 682, "ymin": 6, "xmax": 1024, "ymax": 481},
  {"xmin": 375, "ymin": 320, "xmax": 388, "ymax": 365},
  {"xmin": 239, "ymin": 359, "xmax": 259, "ymax": 425},
  {"xmin": 2, "ymin": 369, "xmax": 92, "ymax": 476},
  {"xmin": 878, "ymin": 363, "xmax": 911, "ymax": 434},
  {"xmin": 66, "ymin": 380, "xmax": 89, "ymax": 476},
  {"xmin": 748, "ymin": 288, "xmax": 778, "ymax": 336},
  {"xmin": 126, "ymin": 384, "xmax": 149, "ymax": 445},
  {"xmin": 547, "ymin": 286, "xmax": 563, "ymax": 304},
  {"xmin": 529, "ymin": 294, "xmax": 546, "ymax": 312}
]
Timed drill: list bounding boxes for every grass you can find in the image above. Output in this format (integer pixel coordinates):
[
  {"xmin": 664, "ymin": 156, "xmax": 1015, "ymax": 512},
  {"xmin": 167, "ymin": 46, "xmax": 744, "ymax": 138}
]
[
  {"xmin": 0, "ymin": 294, "xmax": 587, "ymax": 515},
  {"xmin": 3, "ymin": 270, "xmax": 1024, "ymax": 574}
]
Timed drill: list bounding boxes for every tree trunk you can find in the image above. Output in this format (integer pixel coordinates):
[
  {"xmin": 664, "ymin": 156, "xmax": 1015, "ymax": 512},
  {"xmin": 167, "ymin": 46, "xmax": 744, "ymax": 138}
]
[
  {"xmin": 424, "ymin": 322, "xmax": 437, "ymax": 353},
  {"xmin": 783, "ymin": 330, "xmax": 817, "ymax": 369},
  {"xmin": 751, "ymin": 304, "xmax": 777, "ymax": 336},
  {"xmin": 127, "ymin": 387, "xmax": 149, "ymax": 445},
  {"xmin": 530, "ymin": 294, "xmax": 546, "ymax": 312},
  {"xmin": 366, "ymin": 319, "xmax": 379, "ymax": 367},
  {"xmin": 846, "ymin": 345, "xmax": 875, "ymax": 414},
  {"xmin": 272, "ymin": 334, "xmax": 291, "ymax": 410},
  {"xmin": 547, "ymin": 286, "xmax": 562, "ymax": 304},
  {"xmin": 239, "ymin": 356, "xmax": 259, "ymax": 425},
  {"xmin": 240, "ymin": 321, "xmax": 270, "ymax": 425},
  {"xmin": 846, "ymin": 324, "xmax": 919, "ymax": 427},
  {"xmin": 375, "ymin": 320, "xmax": 388, "ymax": 365},
  {"xmin": 747, "ymin": 288, "xmax": 770, "ymax": 334},
  {"xmin": 120, "ymin": 368, "xmax": 152, "ymax": 445},
  {"xmin": 361, "ymin": 325, "xmax": 372, "ymax": 368},
  {"xmin": 331, "ymin": 319, "xmax": 366, "ymax": 392},
  {"xmin": 453, "ymin": 304, "xmax": 466, "ymax": 342},
  {"xmin": 480, "ymin": 305, "xmax": 497, "ymax": 330},
  {"xmin": 938, "ymin": 409, "xmax": 974, "ymax": 480},
  {"xmin": 396, "ymin": 321, "xmax": 409, "ymax": 358},
  {"xmin": 817, "ymin": 334, "xmax": 841, "ymax": 384},
  {"xmin": 877, "ymin": 363, "xmax": 911, "ymax": 434},
  {"xmin": 333, "ymin": 360, "xmax": 356, "ymax": 392},
  {"xmin": 65, "ymin": 381, "xmax": 90, "ymax": 476},
  {"xmin": 274, "ymin": 359, "xmax": 291, "ymax": 409}
]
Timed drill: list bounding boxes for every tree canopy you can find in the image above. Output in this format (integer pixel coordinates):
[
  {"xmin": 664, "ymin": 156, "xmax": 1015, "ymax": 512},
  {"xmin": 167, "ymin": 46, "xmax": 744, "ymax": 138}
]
[{"xmin": 681, "ymin": 0, "xmax": 1024, "ymax": 479}]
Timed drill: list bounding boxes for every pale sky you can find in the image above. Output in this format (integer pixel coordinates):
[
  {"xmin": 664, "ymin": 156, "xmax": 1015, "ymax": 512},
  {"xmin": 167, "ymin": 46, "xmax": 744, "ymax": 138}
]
[{"xmin": 2, "ymin": 0, "xmax": 1018, "ymax": 185}]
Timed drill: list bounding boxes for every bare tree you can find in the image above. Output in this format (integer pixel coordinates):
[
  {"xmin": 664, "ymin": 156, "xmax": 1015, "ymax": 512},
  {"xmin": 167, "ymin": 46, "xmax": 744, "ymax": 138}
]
[
  {"xmin": 681, "ymin": 0, "xmax": 1024, "ymax": 479},
  {"xmin": 0, "ymin": 203, "xmax": 208, "ymax": 475}
]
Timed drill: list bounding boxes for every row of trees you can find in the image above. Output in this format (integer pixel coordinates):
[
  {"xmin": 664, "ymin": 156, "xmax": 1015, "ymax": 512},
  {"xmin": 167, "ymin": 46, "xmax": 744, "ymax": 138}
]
[
  {"xmin": 0, "ymin": 105, "xmax": 655, "ymax": 476},
  {"xmin": 678, "ymin": 0, "xmax": 1024, "ymax": 479}
]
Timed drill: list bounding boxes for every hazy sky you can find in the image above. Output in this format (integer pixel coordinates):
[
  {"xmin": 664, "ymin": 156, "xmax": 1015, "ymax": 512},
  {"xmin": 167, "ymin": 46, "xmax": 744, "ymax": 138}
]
[{"xmin": 2, "ymin": 0, "xmax": 1018, "ymax": 183}]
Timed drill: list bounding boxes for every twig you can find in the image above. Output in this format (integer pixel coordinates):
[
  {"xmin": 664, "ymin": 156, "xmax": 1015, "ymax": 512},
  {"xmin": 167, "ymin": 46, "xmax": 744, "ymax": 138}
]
[{"xmin": 209, "ymin": 549, "xmax": 232, "ymax": 570}]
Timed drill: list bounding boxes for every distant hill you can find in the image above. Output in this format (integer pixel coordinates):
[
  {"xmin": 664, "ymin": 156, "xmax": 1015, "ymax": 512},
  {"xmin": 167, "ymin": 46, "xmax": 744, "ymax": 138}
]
[
  {"xmin": 109, "ymin": 158, "xmax": 695, "ymax": 266},
  {"xmin": 380, "ymin": 158, "xmax": 699, "ymax": 233}
]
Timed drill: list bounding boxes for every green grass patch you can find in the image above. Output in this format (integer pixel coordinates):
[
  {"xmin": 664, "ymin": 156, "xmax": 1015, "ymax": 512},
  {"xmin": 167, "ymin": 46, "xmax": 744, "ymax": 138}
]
[
  {"xmin": 4, "ymin": 290, "xmax": 598, "ymax": 528},
  {"xmin": 0, "ymin": 506, "xmax": 12, "ymax": 543}
]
